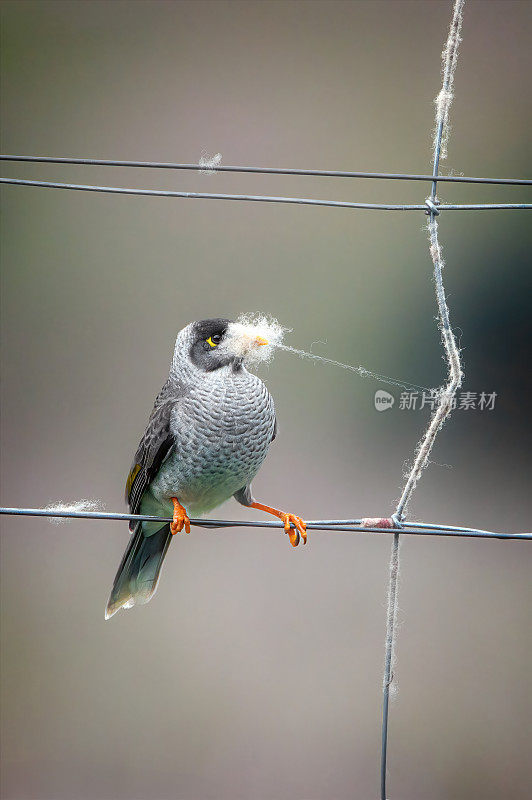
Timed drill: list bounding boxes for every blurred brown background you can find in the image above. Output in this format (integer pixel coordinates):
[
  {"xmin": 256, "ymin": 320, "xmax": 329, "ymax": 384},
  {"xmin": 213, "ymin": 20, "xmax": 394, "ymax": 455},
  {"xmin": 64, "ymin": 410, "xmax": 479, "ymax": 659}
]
[{"xmin": 1, "ymin": 1, "xmax": 531, "ymax": 798}]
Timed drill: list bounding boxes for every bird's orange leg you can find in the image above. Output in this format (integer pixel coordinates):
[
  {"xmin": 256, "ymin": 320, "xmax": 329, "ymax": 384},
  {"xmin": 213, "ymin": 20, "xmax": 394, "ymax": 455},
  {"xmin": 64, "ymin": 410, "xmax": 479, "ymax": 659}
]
[
  {"xmin": 249, "ymin": 501, "xmax": 307, "ymax": 547},
  {"xmin": 170, "ymin": 497, "xmax": 191, "ymax": 535}
]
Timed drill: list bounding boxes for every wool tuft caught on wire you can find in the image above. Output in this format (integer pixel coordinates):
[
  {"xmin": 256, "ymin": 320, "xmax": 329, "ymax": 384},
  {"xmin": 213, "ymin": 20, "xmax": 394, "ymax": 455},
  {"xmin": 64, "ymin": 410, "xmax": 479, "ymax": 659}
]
[
  {"xmin": 198, "ymin": 151, "xmax": 223, "ymax": 174},
  {"xmin": 43, "ymin": 499, "xmax": 103, "ymax": 523}
]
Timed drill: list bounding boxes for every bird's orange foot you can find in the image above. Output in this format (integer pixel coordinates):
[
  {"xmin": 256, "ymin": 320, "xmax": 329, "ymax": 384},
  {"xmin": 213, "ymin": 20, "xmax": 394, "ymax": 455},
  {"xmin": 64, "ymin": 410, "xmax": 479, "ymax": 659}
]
[
  {"xmin": 280, "ymin": 512, "xmax": 307, "ymax": 547},
  {"xmin": 170, "ymin": 497, "xmax": 191, "ymax": 535},
  {"xmin": 249, "ymin": 502, "xmax": 307, "ymax": 547}
]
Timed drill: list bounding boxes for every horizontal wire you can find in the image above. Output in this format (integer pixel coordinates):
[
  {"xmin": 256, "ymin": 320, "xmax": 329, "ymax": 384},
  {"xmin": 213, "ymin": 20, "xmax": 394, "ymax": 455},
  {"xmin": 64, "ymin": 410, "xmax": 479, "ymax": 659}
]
[
  {"xmin": 0, "ymin": 507, "xmax": 530, "ymax": 540},
  {"xmin": 1, "ymin": 178, "xmax": 531, "ymax": 211},
  {"xmin": 1, "ymin": 154, "xmax": 531, "ymax": 186}
]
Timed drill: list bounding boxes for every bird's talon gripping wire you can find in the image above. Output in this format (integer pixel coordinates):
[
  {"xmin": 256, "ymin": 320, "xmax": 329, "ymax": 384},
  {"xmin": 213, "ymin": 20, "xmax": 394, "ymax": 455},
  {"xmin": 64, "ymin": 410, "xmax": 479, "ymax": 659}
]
[
  {"xmin": 170, "ymin": 497, "xmax": 191, "ymax": 535},
  {"xmin": 249, "ymin": 502, "xmax": 307, "ymax": 546},
  {"xmin": 282, "ymin": 513, "xmax": 307, "ymax": 546}
]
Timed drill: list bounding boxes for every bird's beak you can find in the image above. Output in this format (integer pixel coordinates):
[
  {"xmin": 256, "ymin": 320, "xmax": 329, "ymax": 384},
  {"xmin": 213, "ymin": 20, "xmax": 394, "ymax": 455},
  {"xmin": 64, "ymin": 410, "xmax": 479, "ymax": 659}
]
[{"xmin": 254, "ymin": 336, "xmax": 269, "ymax": 346}]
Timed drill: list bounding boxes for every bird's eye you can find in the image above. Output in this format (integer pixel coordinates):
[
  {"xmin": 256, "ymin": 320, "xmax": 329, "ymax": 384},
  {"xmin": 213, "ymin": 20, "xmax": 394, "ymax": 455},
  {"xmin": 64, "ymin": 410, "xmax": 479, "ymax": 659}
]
[{"xmin": 206, "ymin": 334, "xmax": 222, "ymax": 348}]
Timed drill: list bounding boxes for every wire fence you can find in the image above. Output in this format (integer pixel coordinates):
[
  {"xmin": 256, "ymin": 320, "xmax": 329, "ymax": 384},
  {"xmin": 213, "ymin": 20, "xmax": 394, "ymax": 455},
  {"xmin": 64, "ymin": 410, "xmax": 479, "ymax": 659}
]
[
  {"xmin": 1, "ymin": 507, "xmax": 530, "ymax": 539},
  {"xmin": 0, "ymin": 0, "xmax": 530, "ymax": 798},
  {"xmin": 0, "ymin": 177, "xmax": 530, "ymax": 213},
  {"xmin": 1, "ymin": 154, "xmax": 531, "ymax": 185}
]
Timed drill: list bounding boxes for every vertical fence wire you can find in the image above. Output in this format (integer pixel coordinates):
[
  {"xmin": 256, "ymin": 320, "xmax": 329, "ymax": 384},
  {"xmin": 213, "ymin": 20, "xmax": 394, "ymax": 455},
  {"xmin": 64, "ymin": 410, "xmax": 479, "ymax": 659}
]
[{"xmin": 380, "ymin": 1, "xmax": 466, "ymax": 797}]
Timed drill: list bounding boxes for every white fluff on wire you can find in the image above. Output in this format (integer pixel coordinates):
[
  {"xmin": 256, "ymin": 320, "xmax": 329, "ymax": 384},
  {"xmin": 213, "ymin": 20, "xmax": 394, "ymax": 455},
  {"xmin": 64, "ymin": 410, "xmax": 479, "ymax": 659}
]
[
  {"xmin": 44, "ymin": 500, "xmax": 104, "ymax": 524},
  {"xmin": 198, "ymin": 151, "xmax": 223, "ymax": 174}
]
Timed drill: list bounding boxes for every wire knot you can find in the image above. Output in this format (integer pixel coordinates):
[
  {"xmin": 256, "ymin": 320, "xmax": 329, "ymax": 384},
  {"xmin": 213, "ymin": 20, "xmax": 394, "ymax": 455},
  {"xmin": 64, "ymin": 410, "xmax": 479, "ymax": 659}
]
[
  {"xmin": 390, "ymin": 513, "xmax": 404, "ymax": 529},
  {"xmin": 425, "ymin": 197, "xmax": 440, "ymax": 216}
]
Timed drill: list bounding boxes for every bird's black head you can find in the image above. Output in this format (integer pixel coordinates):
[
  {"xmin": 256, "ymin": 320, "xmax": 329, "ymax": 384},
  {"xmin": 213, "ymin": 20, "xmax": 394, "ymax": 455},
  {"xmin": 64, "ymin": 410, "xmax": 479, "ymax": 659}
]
[
  {"xmin": 189, "ymin": 318, "xmax": 235, "ymax": 372},
  {"xmin": 183, "ymin": 316, "xmax": 272, "ymax": 374}
]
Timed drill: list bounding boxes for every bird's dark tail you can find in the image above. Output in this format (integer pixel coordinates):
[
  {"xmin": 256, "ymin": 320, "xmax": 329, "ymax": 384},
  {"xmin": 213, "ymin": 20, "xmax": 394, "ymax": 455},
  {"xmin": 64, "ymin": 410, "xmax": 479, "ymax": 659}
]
[{"xmin": 105, "ymin": 523, "xmax": 172, "ymax": 619}]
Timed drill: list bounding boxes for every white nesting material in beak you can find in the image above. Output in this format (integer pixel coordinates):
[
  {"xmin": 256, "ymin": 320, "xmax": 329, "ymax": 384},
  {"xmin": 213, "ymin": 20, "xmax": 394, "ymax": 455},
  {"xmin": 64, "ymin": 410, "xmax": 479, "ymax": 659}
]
[{"xmin": 225, "ymin": 314, "xmax": 290, "ymax": 365}]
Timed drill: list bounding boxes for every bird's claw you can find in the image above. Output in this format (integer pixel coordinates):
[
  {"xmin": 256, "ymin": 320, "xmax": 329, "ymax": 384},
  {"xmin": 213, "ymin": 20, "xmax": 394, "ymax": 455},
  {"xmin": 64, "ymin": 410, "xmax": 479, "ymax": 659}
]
[
  {"xmin": 248, "ymin": 501, "xmax": 307, "ymax": 547},
  {"xmin": 280, "ymin": 513, "xmax": 307, "ymax": 546},
  {"xmin": 170, "ymin": 497, "xmax": 191, "ymax": 535}
]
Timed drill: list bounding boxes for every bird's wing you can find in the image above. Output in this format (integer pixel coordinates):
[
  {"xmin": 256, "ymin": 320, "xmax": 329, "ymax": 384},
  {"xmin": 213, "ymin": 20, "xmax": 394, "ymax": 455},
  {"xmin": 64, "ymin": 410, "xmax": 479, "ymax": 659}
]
[{"xmin": 125, "ymin": 379, "xmax": 187, "ymax": 524}]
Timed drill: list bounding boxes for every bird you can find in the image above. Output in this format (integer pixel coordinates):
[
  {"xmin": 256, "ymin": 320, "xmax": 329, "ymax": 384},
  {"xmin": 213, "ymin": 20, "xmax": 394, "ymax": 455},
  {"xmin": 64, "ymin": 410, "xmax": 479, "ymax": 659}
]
[{"xmin": 105, "ymin": 317, "xmax": 307, "ymax": 619}]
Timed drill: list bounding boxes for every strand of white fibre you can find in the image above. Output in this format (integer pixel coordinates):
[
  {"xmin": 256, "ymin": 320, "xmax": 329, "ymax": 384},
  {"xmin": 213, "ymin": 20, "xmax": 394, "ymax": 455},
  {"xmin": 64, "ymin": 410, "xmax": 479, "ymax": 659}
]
[{"xmin": 277, "ymin": 344, "xmax": 430, "ymax": 393}]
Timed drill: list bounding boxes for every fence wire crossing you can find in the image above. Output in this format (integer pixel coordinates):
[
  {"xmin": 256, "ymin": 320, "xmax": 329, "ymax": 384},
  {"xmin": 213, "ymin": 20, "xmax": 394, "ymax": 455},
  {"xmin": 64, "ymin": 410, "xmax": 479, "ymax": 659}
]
[{"xmin": 0, "ymin": 0, "xmax": 530, "ymax": 798}]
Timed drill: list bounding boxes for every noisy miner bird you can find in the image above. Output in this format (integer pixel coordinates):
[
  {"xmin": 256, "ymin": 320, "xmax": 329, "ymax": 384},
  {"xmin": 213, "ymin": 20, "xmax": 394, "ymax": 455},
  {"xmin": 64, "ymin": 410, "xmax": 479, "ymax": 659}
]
[{"xmin": 105, "ymin": 316, "xmax": 306, "ymax": 619}]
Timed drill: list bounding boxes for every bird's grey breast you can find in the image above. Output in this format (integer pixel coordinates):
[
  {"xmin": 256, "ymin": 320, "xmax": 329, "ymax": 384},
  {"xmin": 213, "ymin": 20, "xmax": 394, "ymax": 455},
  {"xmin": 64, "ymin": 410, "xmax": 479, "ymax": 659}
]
[{"xmin": 150, "ymin": 368, "xmax": 275, "ymax": 514}]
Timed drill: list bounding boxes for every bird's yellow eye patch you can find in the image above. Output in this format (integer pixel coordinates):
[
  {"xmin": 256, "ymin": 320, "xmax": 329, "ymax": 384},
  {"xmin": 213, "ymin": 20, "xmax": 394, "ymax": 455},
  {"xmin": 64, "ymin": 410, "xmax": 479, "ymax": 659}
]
[{"xmin": 206, "ymin": 336, "xmax": 217, "ymax": 348}]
